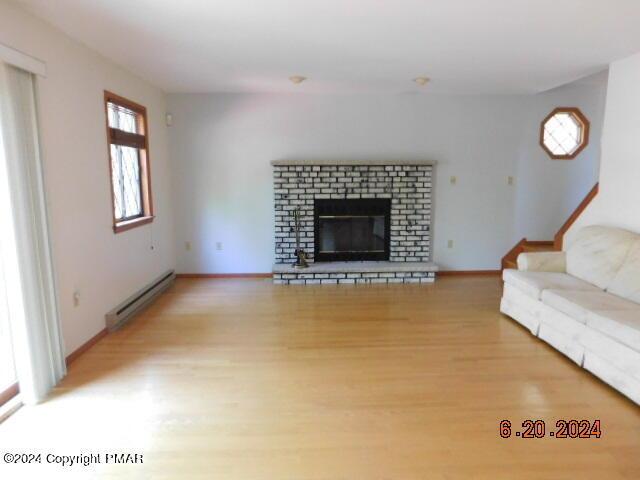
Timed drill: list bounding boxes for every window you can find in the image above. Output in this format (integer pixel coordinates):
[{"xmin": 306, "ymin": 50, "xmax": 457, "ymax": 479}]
[
  {"xmin": 540, "ymin": 107, "xmax": 590, "ymax": 160},
  {"xmin": 104, "ymin": 91, "xmax": 153, "ymax": 233}
]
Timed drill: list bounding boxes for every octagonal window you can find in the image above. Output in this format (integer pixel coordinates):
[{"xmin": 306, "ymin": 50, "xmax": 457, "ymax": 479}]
[{"xmin": 540, "ymin": 107, "xmax": 590, "ymax": 160}]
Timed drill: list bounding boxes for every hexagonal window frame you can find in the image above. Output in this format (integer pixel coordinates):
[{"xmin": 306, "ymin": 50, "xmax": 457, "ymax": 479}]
[{"xmin": 539, "ymin": 107, "xmax": 590, "ymax": 160}]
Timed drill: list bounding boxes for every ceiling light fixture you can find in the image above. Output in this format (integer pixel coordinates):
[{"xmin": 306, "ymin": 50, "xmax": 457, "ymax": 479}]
[
  {"xmin": 289, "ymin": 75, "xmax": 307, "ymax": 85},
  {"xmin": 414, "ymin": 76, "xmax": 430, "ymax": 86}
]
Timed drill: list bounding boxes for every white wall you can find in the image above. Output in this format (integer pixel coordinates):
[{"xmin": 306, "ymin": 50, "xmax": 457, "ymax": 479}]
[
  {"xmin": 0, "ymin": 1, "xmax": 175, "ymax": 354},
  {"xmin": 168, "ymin": 94, "xmax": 520, "ymax": 272},
  {"xmin": 168, "ymin": 93, "xmax": 522, "ymax": 273},
  {"xmin": 567, "ymin": 52, "xmax": 640, "ymax": 243},
  {"xmin": 168, "ymin": 80, "xmax": 607, "ymax": 273},
  {"xmin": 514, "ymin": 72, "xmax": 608, "ymax": 240}
]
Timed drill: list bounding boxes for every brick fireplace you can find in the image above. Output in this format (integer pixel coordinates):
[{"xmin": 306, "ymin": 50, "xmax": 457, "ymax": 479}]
[{"xmin": 272, "ymin": 160, "xmax": 438, "ymax": 284}]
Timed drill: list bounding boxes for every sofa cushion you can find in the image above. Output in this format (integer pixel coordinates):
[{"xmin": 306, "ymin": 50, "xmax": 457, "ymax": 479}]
[
  {"xmin": 541, "ymin": 289, "xmax": 639, "ymax": 324},
  {"xmin": 607, "ymin": 238, "xmax": 640, "ymax": 303},
  {"xmin": 503, "ymin": 269, "xmax": 599, "ymax": 300},
  {"xmin": 565, "ymin": 225, "xmax": 637, "ymax": 290},
  {"xmin": 585, "ymin": 310, "xmax": 640, "ymax": 353}
]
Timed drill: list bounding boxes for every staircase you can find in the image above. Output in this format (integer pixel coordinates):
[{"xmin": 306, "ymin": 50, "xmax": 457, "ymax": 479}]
[
  {"xmin": 501, "ymin": 239, "xmax": 555, "ymax": 270},
  {"xmin": 501, "ymin": 183, "xmax": 599, "ymax": 271}
]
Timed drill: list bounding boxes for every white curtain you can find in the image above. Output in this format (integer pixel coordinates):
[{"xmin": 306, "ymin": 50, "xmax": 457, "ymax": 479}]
[{"xmin": 0, "ymin": 61, "xmax": 66, "ymax": 404}]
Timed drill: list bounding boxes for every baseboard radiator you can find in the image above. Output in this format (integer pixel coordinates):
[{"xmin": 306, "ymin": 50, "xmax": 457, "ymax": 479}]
[{"xmin": 105, "ymin": 270, "xmax": 175, "ymax": 331}]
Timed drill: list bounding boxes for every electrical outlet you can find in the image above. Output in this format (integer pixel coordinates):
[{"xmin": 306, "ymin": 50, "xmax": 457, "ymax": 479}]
[
  {"xmin": 185, "ymin": 241, "xmax": 192, "ymax": 251},
  {"xmin": 447, "ymin": 239, "xmax": 454, "ymax": 249},
  {"xmin": 216, "ymin": 242, "xmax": 223, "ymax": 251},
  {"xmin": 450, "ymin": 176, "xmax": 457, "ymax": 185},
  {"xmin": 73, "ymin": 290, "xmax": 80, "ymax": 307},
  {"xmin": 507, "ymin": 176, "xmax": 514, "ymax": 186}
]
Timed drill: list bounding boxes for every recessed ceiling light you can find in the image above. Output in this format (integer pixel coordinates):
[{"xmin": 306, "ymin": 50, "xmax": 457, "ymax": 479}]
[
  {"xmin": 414, "ymin": 76, "xmax": 430, "ymax": 86},
  {"xmin": 289, "ymin": 75, "xmax": 307, "ymax": 85}
]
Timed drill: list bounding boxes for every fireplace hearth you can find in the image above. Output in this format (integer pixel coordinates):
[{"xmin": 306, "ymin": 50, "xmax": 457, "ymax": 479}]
[{"xmin": 314, "ymin": 199, "xmax": 390, "ymax": 261}]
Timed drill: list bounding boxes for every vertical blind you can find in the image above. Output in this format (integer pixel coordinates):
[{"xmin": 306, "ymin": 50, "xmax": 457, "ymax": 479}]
[{"xmin": 0, "ymin": 61, "xmax": 66, "ymax": 404}]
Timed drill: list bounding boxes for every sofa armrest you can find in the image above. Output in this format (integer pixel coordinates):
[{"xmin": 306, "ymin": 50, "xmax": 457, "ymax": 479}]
[{"xmin": 517, "ymin": 251, "xmax": 566, "ymax": 272}]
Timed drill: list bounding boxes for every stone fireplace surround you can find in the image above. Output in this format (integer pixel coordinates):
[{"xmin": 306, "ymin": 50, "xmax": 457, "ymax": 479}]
[{"xmin": 272, "ymin": 159, "xmax": 438, "ymax": 284}]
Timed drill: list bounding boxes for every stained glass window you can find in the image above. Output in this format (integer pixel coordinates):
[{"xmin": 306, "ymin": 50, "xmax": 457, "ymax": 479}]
[
  {"xmin": 105, "ymin": 92, "xmax": 153, "ymax": 232},
  {"xmin": 110, "ymin": 144, "xmax": 142, "ymax": 220}
]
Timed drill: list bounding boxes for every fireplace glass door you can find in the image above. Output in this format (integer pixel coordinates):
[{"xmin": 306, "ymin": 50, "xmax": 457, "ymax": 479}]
[{"xmin": 314, "ymin": 199, "xmax": 390, "ymax": 261}]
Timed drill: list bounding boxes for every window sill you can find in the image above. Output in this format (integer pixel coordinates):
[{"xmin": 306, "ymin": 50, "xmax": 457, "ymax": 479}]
[{"xmin": 113, "ymin": 215, "xmax": 154, "ymax": 234}]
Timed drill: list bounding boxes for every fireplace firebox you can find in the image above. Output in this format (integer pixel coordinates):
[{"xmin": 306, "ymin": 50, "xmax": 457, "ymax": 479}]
[{"xmin": 314, "ymin": 199, "xmax": 391, "ymax": 261}]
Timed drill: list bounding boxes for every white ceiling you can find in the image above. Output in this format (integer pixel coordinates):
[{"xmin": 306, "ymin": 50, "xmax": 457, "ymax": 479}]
[{"xmin": 14, "ymin": 0, "xmax": 640, "ymax": 94}]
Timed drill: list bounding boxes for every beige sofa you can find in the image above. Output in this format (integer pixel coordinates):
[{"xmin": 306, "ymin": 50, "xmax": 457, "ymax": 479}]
[{"xmin": 500, "ymin": 225, "xmax": 640, "ymax": 405}]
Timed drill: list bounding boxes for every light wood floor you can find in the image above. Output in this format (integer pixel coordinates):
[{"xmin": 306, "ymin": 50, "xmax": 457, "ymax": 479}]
[{"xmin": 1, "ymin": 276, "xmax": 639, "ymax": 479}]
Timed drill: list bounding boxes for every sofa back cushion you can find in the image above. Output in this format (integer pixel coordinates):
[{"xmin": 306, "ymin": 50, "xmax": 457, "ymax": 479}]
[
  {"xmin": 566, "ymin": 226, "xmax": 638, "ymax": 290},
  {"xmin": 607, "ymin": 239, "xmax": 640, "ymax": 303}
]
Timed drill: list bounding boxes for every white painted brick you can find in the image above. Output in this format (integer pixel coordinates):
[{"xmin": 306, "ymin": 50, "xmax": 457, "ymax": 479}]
[
  {"xmin": 272, "ymin": 163, "xmax": 432, "ymax": 266},
  {"xmin": 370, "ymin": 278, "xmax": 388, "ymax": 284}
]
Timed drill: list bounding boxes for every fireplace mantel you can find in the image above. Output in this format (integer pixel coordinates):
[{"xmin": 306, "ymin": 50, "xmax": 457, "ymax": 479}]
[{"xmin": 271, "ymin": 159, "xmax": 436, "ymax": 166}]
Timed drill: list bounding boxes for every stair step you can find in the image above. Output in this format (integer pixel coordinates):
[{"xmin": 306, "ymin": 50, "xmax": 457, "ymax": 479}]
[
  {"xmin": 502, "ymin": 239, "xmax": 555, "ymax": 272},
  {"xmin": 521, "ymin": 243, "xmax": 555, "ymax": 253},
  {"xmin": 503, "ymin": 260, "xmax": 517, "ymax": 269}
]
